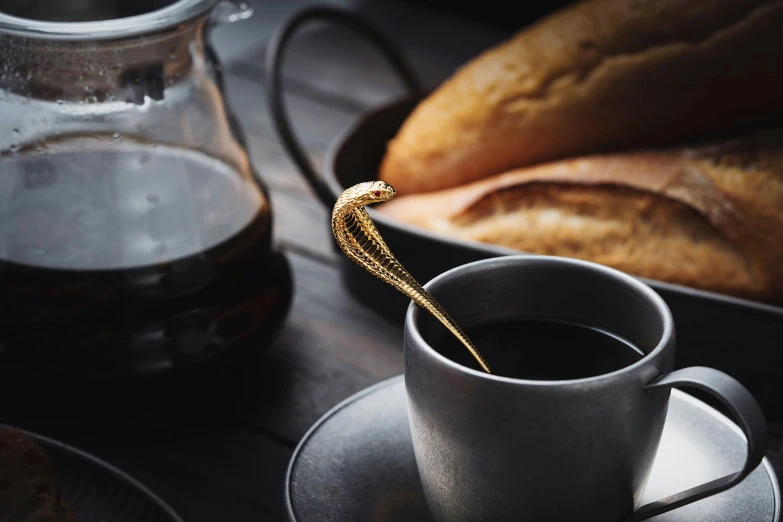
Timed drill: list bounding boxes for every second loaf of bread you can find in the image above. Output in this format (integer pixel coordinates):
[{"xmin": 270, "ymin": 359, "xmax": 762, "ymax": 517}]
[{"xmin": 379, "ymin": 128, "xmax": 783, "ymax": 303}]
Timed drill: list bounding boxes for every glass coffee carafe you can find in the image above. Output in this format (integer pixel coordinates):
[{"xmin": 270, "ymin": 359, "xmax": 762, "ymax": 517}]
[{"xmin": 0, "ymin": 0, "xmax": 291, "ymax": 376}]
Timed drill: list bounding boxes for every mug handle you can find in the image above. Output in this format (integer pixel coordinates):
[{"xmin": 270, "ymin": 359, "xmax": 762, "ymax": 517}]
[
  {"xmin": 265, "ymin": 6, "xmax": 424, "ymax": 207},
  {"xmin": 626, "ymin": 366, "xmax": 768, "ymax": 522}
]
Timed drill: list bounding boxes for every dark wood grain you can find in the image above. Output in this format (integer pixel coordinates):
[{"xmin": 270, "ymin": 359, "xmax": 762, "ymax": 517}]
[
  {"xmin": 223, "ymin": 70, "xmax": 359, "ymax": 260},
  {"xmin": 234, "ymin": 251, "xmax": 403, "ymax": 443},
  {"xmin": 243, "ymin": 129, "xmax": 338, "ymax": 261},
  {"xmin": 217, "ymin": 0, "xmax": 507, "ymax": 105},
  {"xmin": 225, "ymin": 71, "xmax": 361, "ymax": 156}
]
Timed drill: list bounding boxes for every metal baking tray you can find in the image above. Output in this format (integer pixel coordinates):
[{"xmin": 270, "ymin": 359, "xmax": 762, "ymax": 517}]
[{"xmin": 267, "ymin": 6, "xmax": 783, "ymax": 419}]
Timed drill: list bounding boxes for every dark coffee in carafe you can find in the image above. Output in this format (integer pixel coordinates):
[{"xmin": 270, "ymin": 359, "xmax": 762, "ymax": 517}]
[{"xmin": 0, "ymin": 139, "xmax": 290, "ymax": 375}]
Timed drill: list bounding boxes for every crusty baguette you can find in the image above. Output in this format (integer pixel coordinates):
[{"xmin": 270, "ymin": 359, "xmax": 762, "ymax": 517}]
[
  {"xmin": 380, "ymin": 0, "xmax": 783, "ymax": 194},
  {"xmin": 379, "ymin": 129, "xmax": 783, "ymax": 302}
]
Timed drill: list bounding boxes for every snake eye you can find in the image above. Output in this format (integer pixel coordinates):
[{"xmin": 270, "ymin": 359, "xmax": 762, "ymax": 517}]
[{"xmin": 372, "ymin": 190, "xmax": 381, "ymax": 197}]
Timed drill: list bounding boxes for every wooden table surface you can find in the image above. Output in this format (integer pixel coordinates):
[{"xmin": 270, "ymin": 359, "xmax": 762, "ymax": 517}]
[{"xmin": 1, "ymin": 2, "xmax": 779, "ymax": 521}]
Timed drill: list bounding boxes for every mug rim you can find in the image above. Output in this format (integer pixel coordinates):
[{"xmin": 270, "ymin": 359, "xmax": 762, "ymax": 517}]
[{"xmin": 405, "ymin": 255, "xmax": 675, "ymax": 387}]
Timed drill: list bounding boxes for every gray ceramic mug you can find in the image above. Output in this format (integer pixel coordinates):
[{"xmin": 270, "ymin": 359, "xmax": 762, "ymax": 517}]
[{"xmin": 404, "ymin": 256, "xmax": 767, "ymax": 522}]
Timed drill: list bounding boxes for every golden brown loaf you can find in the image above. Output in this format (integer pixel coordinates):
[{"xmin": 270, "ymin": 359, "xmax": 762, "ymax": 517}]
[
  {"xmin": 379, "ymin": 0, "xmax": 783, "ymax": 194},
  {"xmin": 379, "ymin": 129, "xmax": 783, "ymax": 303}
]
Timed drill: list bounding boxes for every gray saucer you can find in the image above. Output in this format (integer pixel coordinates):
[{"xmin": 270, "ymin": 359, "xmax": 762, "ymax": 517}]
[{"xmin": 286, "ymin": 376, "xmax": 780, "ymax": 522}]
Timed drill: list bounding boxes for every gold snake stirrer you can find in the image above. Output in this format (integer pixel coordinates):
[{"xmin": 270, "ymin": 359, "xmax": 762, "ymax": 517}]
[{"xmin": 331, "ymin": 181, "xmax": 491, "ymax": 373}]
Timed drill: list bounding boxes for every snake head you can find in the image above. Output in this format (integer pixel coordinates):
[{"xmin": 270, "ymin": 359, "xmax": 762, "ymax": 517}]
[{"xmin": 363, "ymin": 181, "xmax": 396, "ymax": 204}]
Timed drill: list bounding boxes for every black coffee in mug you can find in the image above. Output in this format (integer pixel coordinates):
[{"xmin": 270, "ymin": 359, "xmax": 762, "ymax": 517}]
[{"xmin": 433, "ymin": 319, "xmax": 644, "ymax": 380}]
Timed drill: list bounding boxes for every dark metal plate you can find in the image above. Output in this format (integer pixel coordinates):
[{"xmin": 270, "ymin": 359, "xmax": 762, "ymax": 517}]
[
  {"xmin": 286, "ymin": 376, "xmax": 780, "ymax": 522},
  {"xmin": 24, "ymin": 431, "xmax": 183, "ymax": 522}
]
